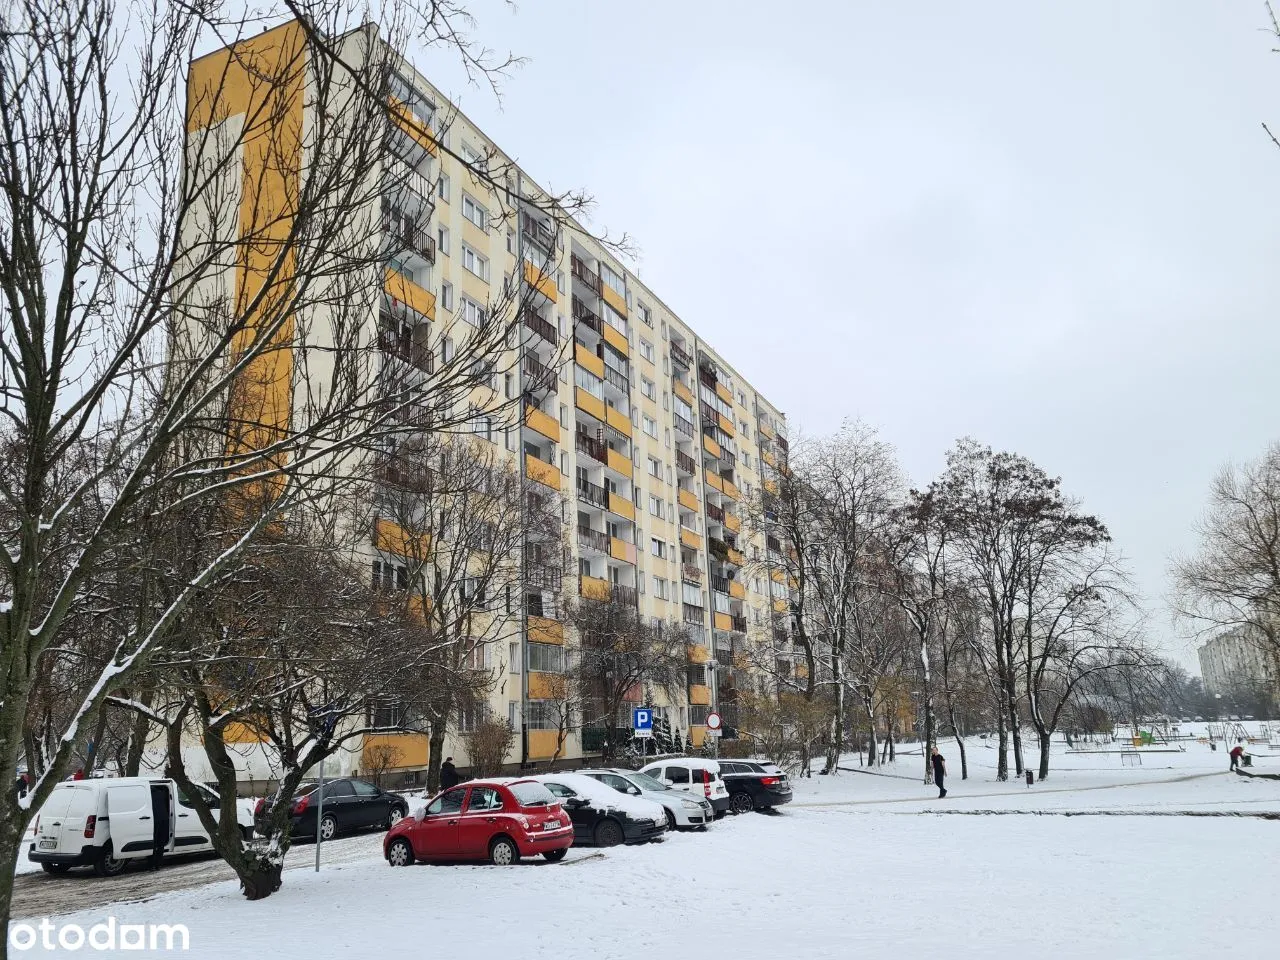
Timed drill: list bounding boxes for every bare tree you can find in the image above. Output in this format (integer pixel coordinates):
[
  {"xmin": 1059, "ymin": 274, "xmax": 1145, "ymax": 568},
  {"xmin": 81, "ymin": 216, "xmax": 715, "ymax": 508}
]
[
  {"xmin": 364, "ymin": 743, "xmax": 405, "ymax": 788},
  {"xmin": 464, "ymin": 717, "xmax": 516, "ymax": 779},
  {"xmin": 1172, "ymin": 442, "xmax": 1280, "ymax": 670}
]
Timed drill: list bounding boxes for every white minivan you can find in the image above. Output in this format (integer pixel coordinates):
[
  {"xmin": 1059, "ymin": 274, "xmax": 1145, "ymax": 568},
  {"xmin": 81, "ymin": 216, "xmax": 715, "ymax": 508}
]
[
  {"xmin": 639, "ymin": 758, "xmax": 731, "ymax": 817},
  {"xmin": 28, "ymin": 778, "xmax": 252, "ymax": 876}
]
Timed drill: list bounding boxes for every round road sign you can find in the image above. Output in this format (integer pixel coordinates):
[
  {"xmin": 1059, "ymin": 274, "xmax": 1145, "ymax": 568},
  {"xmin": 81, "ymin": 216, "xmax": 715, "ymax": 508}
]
[{"xmin": 706, "ymin": 711, "xmax": 723, "ymax": 731}]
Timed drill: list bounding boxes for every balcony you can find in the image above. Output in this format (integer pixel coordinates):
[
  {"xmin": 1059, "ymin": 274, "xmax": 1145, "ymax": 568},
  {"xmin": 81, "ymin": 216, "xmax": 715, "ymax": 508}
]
[
  {"xmin": 522, "ymin": 353, "xmax": 555, "ymax": 394},
  {"xmin": 680, "ymin": 527, "xmax": 702, "ymax": 551},
  {"xmin": 575, "ymin": 342, "xmax": 605, "ymax": 379},
  {"xmin": 525, "ymin": 454, "xmax": 561, "ymax": 491},
  {"xmin": 525, "ymin": 404, "xmax": 560, "ymax": 442},
  {"xmin": 524, "ymin": 260, "xmax": 558, "ymax": 303},
  {"xmin": 605, "ymin": 405, "xmax": 632, "ymax": 438},
  {"xmin": 698, "ymin": 368, "xmax": 717, "ymax": 391},
  {"xmin": 523, "ymin": 310, "xmax": 557, "ymax": 346},
  {"xmin": 577, "ymin": 478, "xmax": 608, "ymax": 510},
  {"xmin": 683, "ymin": 603, "xmax": 705, "ymax": 625},
  {"xmin": 603, "ymin": 364, "xmax": 629, "ymax": 395},
  {"xmin": 575, "ymin": 387, "xmax": 606, "ymax": 422},
  {"xmin": 571, "ymin": 254, "xmax": 601, "ymax": 295},
  {"xmin": 732, "ymin": 614, "xmax": 748, "ymax": 634},
  {"xmin": 606, "ymin": 446, "xmax": 633, "ymax": 478},
  {"xmin": 608, "ymin": 491, "xmax": 636, "ymax": 521},
  {"xmin": 610, "ymin": 537, "xmax": 638, "ymax": 565},
  {"xmin": 384, "ymin": 212, "xmax": 436, "ymax": 263},
  {"xmin": 711, "ymin": 574, "xmax": 730, "ymax": 594},
  {"xmin": 721, "ymin": 477, "xmax": 741, "ymax": 501},
  {"xmin": 678, "ymin": 488, "xmax": 700, "ymax": 513},
  {"xmin": 700, "ymin": 401, "xmax": 719, "ymax": 425},
  {"xmin": 572, "ymin": 296, "xmax": 602, "ymax": 334},
  {"xmin": 384, "ymin": 268, "xmax": 436, "ymax": 321},
  {"xmin": 577, "ymin": 525, "xmax": 609, "ymax": 553},
  {"xmin": 525, "ymin": 564, "xmax": 563, "ymax": 592},
  {"xmin": 528, "ymin": 615, "xmax": 564, "ymax": 645},
  {"xmin": 724, "ymin": 513, "xmax": 741, "ymax": 534},
  {"xmin": 674, "ymin": 414, "xmax": 694, "ymax": 439},
  {"xmin": 521, "ymin": 212, "xmax": 557, "ymax": 252},
  {"xmin": 670, "ymin": 341, "xmax": 692, "ymax": 369},
  {"xmin": 580, "ymin": 574, "xmax": 611, "ymax": 602},
  {"xmin": 575, "ymin": 431, "xmax": 607, "ymax": 464},
  {"xmin": 612, "ymin": 582, "xmax": 639, "ymax": 607},
  {"xmin": 676, "ymin": 450, "xmax": 697, "ymax": 475},
  {"xmin": 682, "ymin": 563, "xmax": 703, "ymax": 584},
  {"xmin": 378, "ymin": 325, "xmax": 433, "ymax": 374},
  {"xmin": 706, "ymin": 502, "xmax": 725, "ymax": 523},
  {"xmin": 673, "ymin": 379, "xmax": 694, "ymax": 407},
  {"xmin": 729, "ymin": 580, "xmax": 746, "ymax": 600},
  {"xmin": 702, "ymin": 434, "xmax": 722, "ymax": 459}
]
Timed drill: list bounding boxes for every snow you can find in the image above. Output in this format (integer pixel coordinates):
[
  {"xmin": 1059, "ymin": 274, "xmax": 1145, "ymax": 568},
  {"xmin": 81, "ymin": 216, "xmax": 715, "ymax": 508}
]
[{"xmin": 14, "ymin": 735, "xmax": 1280, "ymax": 959}]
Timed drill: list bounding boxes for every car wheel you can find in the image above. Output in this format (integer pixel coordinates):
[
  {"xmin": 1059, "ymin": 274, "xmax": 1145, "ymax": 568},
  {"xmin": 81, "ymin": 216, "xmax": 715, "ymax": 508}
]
[
  {"xmin": 664, "ymin": 809, "xmax": 677, "ymax": 832},
  {"xmin": 729, "ymin": 792, "xmax": 754, "ymax": 815},
  {"xmin": 489, "ymin": 836, "xmax": 519, "ymax": 866},
  {"xmin": 92, "ymin": 845, "xmax": 127, "ymax": 878},
  {"xmin": 594, "ymin": 819, "xmax": 624, "ymax": 847},
  {"xmin": 386, "ymin": 806, "xmax": 406, "ymax": 829},
  {"xmin": 41, "ymin": 863, "xmax": 71, "ymax": 875},
  {"xmin": 542, "ymin": 848, "xmax": 568, "ymax": 863},
  {"xmin": 318, "ymin": 814, "xmax": 338, "ymax": 842},
  {"xmin": 386, "ymin": 838, "xmax": 414, "ymax": 867}
]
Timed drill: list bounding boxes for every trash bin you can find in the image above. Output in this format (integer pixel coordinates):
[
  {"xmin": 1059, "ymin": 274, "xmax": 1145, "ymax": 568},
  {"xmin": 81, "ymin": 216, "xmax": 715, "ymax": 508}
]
[{"xmin": 1243, "ymin": 754, "xmax": 1253, "ymax": 768}]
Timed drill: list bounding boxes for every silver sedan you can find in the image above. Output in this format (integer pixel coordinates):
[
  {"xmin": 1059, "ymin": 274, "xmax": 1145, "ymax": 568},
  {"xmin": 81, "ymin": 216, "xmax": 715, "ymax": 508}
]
[{"xmin": 580, "ymin": 768, "xmax": 714, "ymax": 831}]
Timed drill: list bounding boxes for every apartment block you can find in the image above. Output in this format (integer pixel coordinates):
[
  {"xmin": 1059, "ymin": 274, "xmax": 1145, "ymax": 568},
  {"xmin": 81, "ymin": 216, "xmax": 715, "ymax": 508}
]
[{"xmin": 181, "ymin": 21, "xmax": 791, "ymax": 783}]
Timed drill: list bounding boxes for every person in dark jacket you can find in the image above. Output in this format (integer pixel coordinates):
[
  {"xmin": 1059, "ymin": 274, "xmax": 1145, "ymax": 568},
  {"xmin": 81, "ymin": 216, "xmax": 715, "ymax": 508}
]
[
  {"xmin": 931, "ymin": 746, "xmax": 947, "ymax": 799},
  {"xmin": 439, "ymin": 757, "xmax": 460, "ymax": 790}
]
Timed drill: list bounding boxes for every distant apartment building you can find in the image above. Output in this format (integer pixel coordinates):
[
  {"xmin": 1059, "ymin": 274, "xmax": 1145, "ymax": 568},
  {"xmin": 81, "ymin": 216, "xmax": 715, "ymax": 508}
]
[
  {"xmin": 1198, "ymin": 626, "xmax": 1277, "ymax": 699},
  {"xmin": 179, "ymin": 21, "xmax": 794, "ymax": 784}
]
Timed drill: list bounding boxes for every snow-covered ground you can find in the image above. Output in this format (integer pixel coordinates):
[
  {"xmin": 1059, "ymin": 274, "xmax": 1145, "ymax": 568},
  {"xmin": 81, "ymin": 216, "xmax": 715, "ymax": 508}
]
[{"xmin": 11, "ymin": 733, "xmax": 1279, "ymax": 959}]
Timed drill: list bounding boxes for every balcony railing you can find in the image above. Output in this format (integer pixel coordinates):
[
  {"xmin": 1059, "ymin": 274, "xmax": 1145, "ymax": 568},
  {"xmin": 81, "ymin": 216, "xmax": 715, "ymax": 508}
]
[
  {"xmin": 710, "ymin": 574, "xmax": 730, "ymax": 594},
  {"xmin": 523, "ymin": 353, "xmax": 555, "ymax": 393},
  {"xmin": 523, "ymin": 310, "xmax": 557, "ymax": 346},
  {"xmin": 576, "ymin": 478, "xmax": 608, "ymax": 509},
  {"xmin": 670, "ymin": 341, "xmax": 692, "ymax": 369},
  {"xmin": 706, "ymin": 502, "xmax": 725, "ymax": 523},
  {"xmin": 571, "ymin": 254, "xmax": 601, "ymax": 295},
  {"xmin": 698, "ymin": 368, "xmax": 717, "ymax": 390},
  {"xmin": 603, "ymin": 364, "xmax": 629, "ymax": 394},
  {"xmin": 387, "ymin": 223, "xmax": 436, "ymax": 263},
  {"xmin": 521, "ymin": 212, "xmax": 556, "ymax": 251},
  {"xmin": 612, "ymin": 583, "xmax": 639, "ymax": 607},
  {"xmin": 673, "ymin": 414, "xmax": 694, "ymax": 438},
  {"xmin": 731, "ymin": 614, "xmax": 748, "ymax": 633},
  {"xmin": 525, "ymin": 564, "xmax": 563, "ymax": 591},
  {"xmin": 378, "ymin": 327, "xmax": 433, "ymax": 374},
  {"xmin": 767, "ymin": 535, "xmax": 782, "ymax": 553},
  {"xmin": 577, "ymin": 525, "xmax": 610, "ymax": 553},
  {"xmin": 575, "ymin": 431, "xmax": 607, "ymax": 464},
  {"xmin": 700, "ymin": 401, "xmax": 719, "ymax": 425},
  {"xmin": 683, "ymin": 603, "xmax": 705, "ymax": 625},
  {"xmin": 572, "ymin": 296, "xmax": 602, "ymax": 334},
  {"xmin": 676, "ymin": 450, "xmax": 697, "ymax": 475},
  {"xmin": 682, "ymin": 563, "xmax": 703, "ymax": 584},
  {"xmin": 777, "ymin": 435, "xmax": 789, "ymax": 453}
]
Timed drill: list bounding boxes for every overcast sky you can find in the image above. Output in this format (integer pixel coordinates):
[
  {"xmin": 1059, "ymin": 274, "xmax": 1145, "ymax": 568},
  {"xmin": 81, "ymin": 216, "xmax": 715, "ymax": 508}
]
[{"xmin": 417, "ymin": 1, "xmax": 1280, "ymax": 671}]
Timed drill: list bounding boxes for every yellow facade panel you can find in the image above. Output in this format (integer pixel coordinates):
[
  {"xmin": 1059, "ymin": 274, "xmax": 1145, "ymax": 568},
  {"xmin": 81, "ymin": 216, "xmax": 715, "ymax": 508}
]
[
  {"xmin": 527, "ymin": 729, "xmax": 565, "ymax": 760},
  {"xmin": 600, "ymin": 283, "xmax": 627, "ymax": 317},
  {"xmin": 525, "ymin": 404, "xmax": 560, "ymax": 442},
  {"xmin": 680, "ymin": 528, "xmax": 703, "ymax": 551},
  {"xmin": 525, "ymin": 454, "xmax": 562, "ymax": 490},
  {"xmin": 580, "ymin": 575, "xmax": 611, "ymax": 601},
  {"xmin": 602, "ymin": 321, "xmax": 629, "ymax": 356},
  {"xmin": 385, "ymin": 267, "xmax": 437, "ymax": 320},
  {"xmin": 528, "ymin": 615, "xmax": 564, "ymax": 645},
  {"xmin": 605, "ymin": 405, "xmax": 632, "ymax": 438},
  {"xmin": 524, "ymin": 260, "xmax": 558, "ymax": 303},
  {"xmin": 607, "ymin": 447, "xmax": 633, "ymax": 478},
  {"xmin": 678, "ymin": 488, "xmax": 700, "ymax": 512},
  {"xmin": 713, "ymin": 612, "xmax": 733, "ymax": 632},
  {"xmin": 576, "ymin": 343, "xmax": 605, "ymax": 379},
  {"xmin": 608, "ymin": 492, "xmax": 636, "ymax": 521},
  {"xmin": 362, "ymin": 732, "xmax": 430, "ymax": 769},
  {"xmin": 689, "ymin": 685, "xmax": 711, "ymax": 706}
]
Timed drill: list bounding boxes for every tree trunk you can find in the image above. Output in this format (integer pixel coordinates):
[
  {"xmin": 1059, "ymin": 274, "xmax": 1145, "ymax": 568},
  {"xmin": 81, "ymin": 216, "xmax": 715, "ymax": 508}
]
[
  {"xmin": 82, "ymin": 705, "xmax": 109, "ymax": 775},
  {"xmin": 955, "ymin": 731, "xmax": 968, "ymax": 780},
  {"xmin": 426, "ymin": 725, "xmax": 447, "ymax": 794},
  {"xmin": 863, "ymin": 695, "xmax": 878, "ymax": 767},
  {"xmin": 124, "ymin": 689, "xmax": 154, "ymax": 777},
  {"xmin": 0, "ymin": 801, "xmax": 23, "ymax": 958},
  {"xmin": 994, "ymin": 690, "xmax": 1009, "ymax": 781},
  {"xmin": 825, "ymin": 648, "xmax": 845, "ymax": 774},
  {"xmin": 1037, "ymin": 728, "xmax": 1051, "ymax": 781}
]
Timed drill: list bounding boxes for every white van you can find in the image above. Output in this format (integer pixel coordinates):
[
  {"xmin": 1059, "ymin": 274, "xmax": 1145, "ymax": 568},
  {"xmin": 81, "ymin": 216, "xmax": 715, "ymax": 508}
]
[
  {"xmin": 639, "ymin": 758, "xmax": 731, "ymax": 817},
  {"xmin": 28, "ymin": 778, "xmax": 252, "ymax": 876}
]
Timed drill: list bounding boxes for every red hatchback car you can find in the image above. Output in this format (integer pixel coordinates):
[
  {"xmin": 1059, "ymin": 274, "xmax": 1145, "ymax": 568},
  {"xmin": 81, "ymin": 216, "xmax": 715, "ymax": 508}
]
[{"xmin": 384, "ymin": 779, "xmax": 573, "ymax": 866}]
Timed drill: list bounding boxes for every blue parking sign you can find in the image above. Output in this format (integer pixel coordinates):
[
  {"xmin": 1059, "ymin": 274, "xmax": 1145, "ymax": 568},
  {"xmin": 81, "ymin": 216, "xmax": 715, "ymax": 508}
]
[{"xmin": 633, "ymin": 708, "xmax": 653, "ymax": 738}]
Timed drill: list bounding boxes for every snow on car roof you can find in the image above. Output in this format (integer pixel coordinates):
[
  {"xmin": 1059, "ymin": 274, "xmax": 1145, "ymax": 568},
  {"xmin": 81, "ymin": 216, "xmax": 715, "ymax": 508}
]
[
  {"xmin": 533, "ymin": 772, "xmax": 664, "ymax": 819},
  {"xmin": 640, "ymin": 757, "xmax": 721, "ymax": 772}
]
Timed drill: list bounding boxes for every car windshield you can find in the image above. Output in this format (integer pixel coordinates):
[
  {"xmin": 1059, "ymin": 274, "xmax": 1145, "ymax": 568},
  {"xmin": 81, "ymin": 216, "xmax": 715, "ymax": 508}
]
[
  {"xmin": 509, "ymin": 782, "xmax": 557, "ymax": 807},
  {"xmin": 628, "ymin": 772, "xmax": 669, "ymax": 792}
]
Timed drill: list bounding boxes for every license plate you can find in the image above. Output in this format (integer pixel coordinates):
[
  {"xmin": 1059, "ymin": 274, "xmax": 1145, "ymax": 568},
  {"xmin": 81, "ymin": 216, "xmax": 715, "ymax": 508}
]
[
  {"xmin": 542, "ymin": 820, "xmax": 560, "ymax": 830},
  {"xmin": 38, "ymin": 839, "xmax": 56, "ymax": 849}
]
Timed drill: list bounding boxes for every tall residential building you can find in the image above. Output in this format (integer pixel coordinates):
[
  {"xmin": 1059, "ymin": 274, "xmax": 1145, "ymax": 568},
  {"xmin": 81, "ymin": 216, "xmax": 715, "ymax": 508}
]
[
  {"xmin": 180, "ymin": 21, "xmax": 792, "ymax": 783},
  {"xmin": 1198, "ymin": 627, "xmax": 1278, "ymax": 700}
]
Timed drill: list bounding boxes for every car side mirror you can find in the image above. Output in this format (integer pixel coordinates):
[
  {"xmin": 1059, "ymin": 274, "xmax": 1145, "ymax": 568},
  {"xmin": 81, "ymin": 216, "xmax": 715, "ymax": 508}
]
[
  {"xmin": 627, "ymin": 786, "xmax": 641, "ymax": 795},
  {"xmin": 565, "ymin": 797, "xmax": 587, "ymax": 809},
  {"xmin": 661, "ymin": 779, "xmax": 674, "ymax": 787}
]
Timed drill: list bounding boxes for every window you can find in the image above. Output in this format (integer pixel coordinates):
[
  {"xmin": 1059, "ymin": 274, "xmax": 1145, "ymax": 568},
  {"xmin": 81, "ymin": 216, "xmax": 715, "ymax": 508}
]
[
  {"xmin": 440, "ymin": 281, "xmax": 454, "ymax": 311},
  {"xmin": 649, "ymin": 495, "xmax": 664, "ymax": 517},
  {"xmin": 505, "ymin": 373, "xmax": 515, "ymax": 399},
  {"xmin": 507, "ymin": 230, "xmax": 515, "ymax": 254},
  {"xmin": 639, "ymin": 338, "xmax": 655, "ymax": 363},
  {"xmin": 460, "ymin": 297, "xmax": 485, "ymax": 326},
  {"xmin": 642, "ymin": 415, "xmax": 658, "ymax": 439},
  {"xmin": 426, "ymin": 788, "xmax": 466, "ymax": 816},
  {"xmin": 527, "ymin": 642, "xmax": 564, "ymax": 673},
  {"xmin": 464, "ymin": 644, "xmax": 490, "ymax": 670},
  {"xmin": 652, "ymin": 576, "xmax": 669, "ymax": 600},
  {"xmin": 527, "ymin": 701, "xmax": 566, "ymax": 731},
  {"xmin": 436, "ymin": 173, "xmax": 450, "ymax": 202},
  {"xmin": 641, "ymin": 377, "xmax": 656, "ymax": 400},
  {"xmin": 600, "ymin": 262, "xmax": 625, "ymax": 296},
  {"xmin": 638, "ymin": 302, "xmax": 652, "ymax": 327},
  {"xmin": 371, "ymin": 559, "xmax": 408, "ymax": 592},
  {"xmin": 462, "ymin": 193, "xmax": 487, "ymax": 229},
  {"xmin": 461, "ymin": 244, "xmax": 489, "ymax": 281},
  {"xmin": 509, "ymin": 642, "xmax": 520, "ymax": 674},
  {"xmin": 665, "ymin": 767, "xmax": 690, "ymax": 785},
  {"xmin": 650, "ymin": 537, "xmax": 666, "ymax": 558},
  {"xmin": 351, "ymin": 780, "xmax": 380, "ymax": 798},
  {"xmin": 437, "ymin": 226, "xmax": 449, "ymax": 256},
  {"xmin": 739, "ymin": 391, "xmax": 747, "ymax": 406},
  {"xmin": 560, "ymin": 403, "xmax": 569, "ymax": 428},
  {"xmin": 648, "ymin": 456, "xmax": 662, "ymax": 478},
  {"xmin": 368, "ymin": 698, "xmax": 404, "ymax": 728}
]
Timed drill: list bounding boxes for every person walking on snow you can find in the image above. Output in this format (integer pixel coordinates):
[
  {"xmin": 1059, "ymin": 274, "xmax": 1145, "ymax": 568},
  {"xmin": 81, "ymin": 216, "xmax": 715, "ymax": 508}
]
[
  {"xmin": 1229, "ymin": 742, "xmax": 1245, "ymax": 772},
  {"xmin": 440, "ymin": 756, "xmax": 460, "ymax": 790},
  {"xmin": 931, "ymin": 746, "xmax": 947, "ymax": 798}
]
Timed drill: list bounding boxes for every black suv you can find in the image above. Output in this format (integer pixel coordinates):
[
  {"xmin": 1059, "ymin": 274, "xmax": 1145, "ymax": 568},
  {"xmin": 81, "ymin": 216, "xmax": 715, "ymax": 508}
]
[
  {"xmin": 255, "ymin": 778, "xmax": 408, "ymax": 841},
  {"xmin": 717, "ymin": 760, "xmax": 793, "ymax": 814}
]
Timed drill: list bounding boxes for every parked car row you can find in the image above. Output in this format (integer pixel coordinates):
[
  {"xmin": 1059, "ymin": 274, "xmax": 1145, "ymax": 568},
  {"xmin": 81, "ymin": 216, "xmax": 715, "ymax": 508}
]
[
  {"xmin": 26, "ymin": 757, "xmax": 792, "ymax": 877},
  {"xmin": 382, "ymin": 756, "xmax": 793, "ymax": 868}
]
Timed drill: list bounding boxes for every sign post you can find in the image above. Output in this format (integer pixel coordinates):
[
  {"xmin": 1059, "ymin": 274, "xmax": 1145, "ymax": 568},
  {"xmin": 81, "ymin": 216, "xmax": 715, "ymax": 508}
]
[
  {"xmin": 706, "ymin": 711, "xmax": 723, "ymax": 740},
  {"xmin": 633, "ymin": 707, "xmax": 654, "ymax": 741},
  {"xmin": 308, "ymin": 705, "xmax": 337, "ymax": 873}
]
